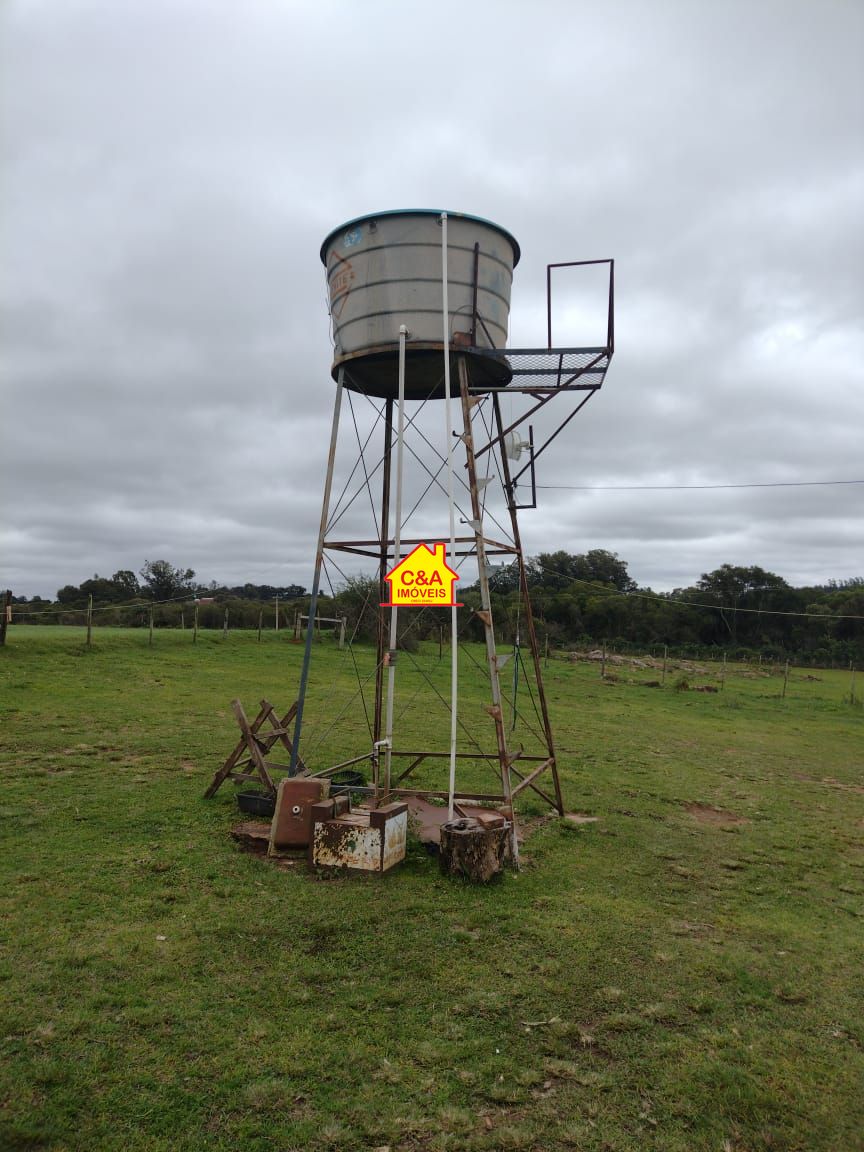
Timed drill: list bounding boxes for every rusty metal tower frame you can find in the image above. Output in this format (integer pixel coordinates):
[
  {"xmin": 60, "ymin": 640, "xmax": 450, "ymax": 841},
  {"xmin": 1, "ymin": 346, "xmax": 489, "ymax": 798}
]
[{"xmin": 290, "ymin": 249, "xmax": 614, "ymax": 840}]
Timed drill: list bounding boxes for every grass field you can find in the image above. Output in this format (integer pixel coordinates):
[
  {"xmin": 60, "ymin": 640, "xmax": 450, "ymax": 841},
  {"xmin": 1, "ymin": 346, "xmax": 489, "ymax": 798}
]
[{"xmin": 1, "ymin": 626, "xmax": 862, "ymax": 1152}]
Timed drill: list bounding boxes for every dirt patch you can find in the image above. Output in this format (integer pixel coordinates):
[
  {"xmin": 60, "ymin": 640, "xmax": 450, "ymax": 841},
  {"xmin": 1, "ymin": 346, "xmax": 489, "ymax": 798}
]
[
  {"xmin": 516, "ymin": 810, "xmax": 558, "ymax": 843},
  {"xmin": 684, "ymin": 802, "xmax": 747, "ymax": 826},
  {"xmin": 794, "ymin": 774, "xmax": 864, "ymax": 794}
]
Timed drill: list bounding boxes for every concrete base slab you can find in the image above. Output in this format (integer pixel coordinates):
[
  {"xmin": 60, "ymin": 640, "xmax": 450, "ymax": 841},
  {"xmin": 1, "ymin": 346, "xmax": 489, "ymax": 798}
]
[{"xmin": 406, "ymin": 798, "xmax": 507, "ymax": 847}]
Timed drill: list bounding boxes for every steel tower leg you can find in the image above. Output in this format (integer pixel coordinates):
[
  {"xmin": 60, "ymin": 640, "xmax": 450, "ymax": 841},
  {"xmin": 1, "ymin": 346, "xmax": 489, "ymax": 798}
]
[
  {"xmin": 457, "ymin": 356, "xmax": 518, "ymax": 860},
  {"xmin": 290, "ymin": 369, "xmax": 345, "ymax": 774},
  {"xmin": 492, "ymin": 392, "xmax": 564, "ymax": 815}
]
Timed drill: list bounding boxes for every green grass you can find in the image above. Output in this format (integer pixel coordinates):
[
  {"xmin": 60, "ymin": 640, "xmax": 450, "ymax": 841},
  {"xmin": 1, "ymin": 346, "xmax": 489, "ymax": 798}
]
[{"xmin": 1, "ymin": 626, "xmax": 862, "ymax": 1152}]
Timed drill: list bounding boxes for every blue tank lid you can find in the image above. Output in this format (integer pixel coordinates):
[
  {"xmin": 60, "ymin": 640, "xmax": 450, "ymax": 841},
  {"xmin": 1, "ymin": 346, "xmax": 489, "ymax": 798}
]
[{"xmin": 320, "ymin": 209, "xmax": 521, "ymax": 267}]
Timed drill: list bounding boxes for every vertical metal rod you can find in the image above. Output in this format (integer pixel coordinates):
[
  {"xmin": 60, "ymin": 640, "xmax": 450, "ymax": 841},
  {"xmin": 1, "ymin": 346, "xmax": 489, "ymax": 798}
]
[
  {"xmin": 546, "ymin": 263, "xmax": 553, "ymax": 349},
  {"xmin": 373, "ymin": 398, "xmax": 394, "ymax": 750},
  {"xmin": 458, "ymin": 356, "xmax": 516, "ymax": 861},
  {"xmin": 511, "ymin": 622, "xmax": 520, "ymax": 733},
  {"xmin": 383, "ymin": 326, "xmax": 408, "ymax": 799},
  {"xmin": 441, "ymin": 213, "xmax": 459, "ymax": 822},
  {"xmin": 470, "ymin": 242, "xmax": 480, "ymax": 346},
  {"xmin": 608, "ymin": 258, "xmax": 615, "ymax": 354},
  {"xmin": 290, "ymin": 369, "xmax": 345, "ymax": 773}
]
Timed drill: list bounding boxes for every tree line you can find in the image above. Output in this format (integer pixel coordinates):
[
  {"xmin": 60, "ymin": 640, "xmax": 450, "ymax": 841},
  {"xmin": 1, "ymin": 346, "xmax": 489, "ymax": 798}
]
[{"xmin": 10, "ymin": 552, "xmax": 864, "ymax": 665}]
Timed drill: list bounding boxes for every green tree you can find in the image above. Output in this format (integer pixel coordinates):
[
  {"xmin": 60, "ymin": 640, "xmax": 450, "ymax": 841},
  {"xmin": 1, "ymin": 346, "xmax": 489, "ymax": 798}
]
[
  {"xmin": 139, "ymin": 560, "xmax": 196, "ymax": 602},
  {"xmin": 111, "ymin": 570, "xmax": 140, "ymax": 598}
]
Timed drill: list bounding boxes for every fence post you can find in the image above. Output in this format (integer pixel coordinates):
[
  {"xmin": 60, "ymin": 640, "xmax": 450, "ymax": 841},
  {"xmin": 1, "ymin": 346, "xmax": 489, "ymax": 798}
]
[
  {"xmin": 149, "ymin": 607, "xmax": 154, "ymax": 647},
  {"xmin": 662, "ymin": 645, "xmax": 668, "ymax": 686},
  {"xmin": 257, "ymin": 609, "xmax": 263, "ymax": 643},
  {"xmin": 181, "ymin": 611, "xmax": 185, "ymax": 631},
  {"xmin": 721, "ymin": 651, "xmax": 726, "ymax": 691},
  {"xmin": 339, "ymin": 616, "xmax": 346, "ymax": 649},
  {"xmin": 782, "ymin": 659, "xmax": 789, "ymax": 698},
  {"xmin": 86, "ymin": 594, "xmax": 93, "ymax": 648},
  {"xmin": 223, "ymin": 608, "xmax": 229, "ymax": 639},
  {"xmin": 275, "ymin": 595, "xmax": 279, "ymax": 632},
  {"xmin": 193, "ymin": 604, "xmax": 198, "ymax": 644},
  {"xmin": 601, "ymin": 641, "xmax": 606, "ymax": 679},
  {"xmin": 851, "ymin": 665, "xmax": 857, "ymax": 705},
  {"xmin": 0, "ymin": 590, "xmax": 11, "ymax": 646}
]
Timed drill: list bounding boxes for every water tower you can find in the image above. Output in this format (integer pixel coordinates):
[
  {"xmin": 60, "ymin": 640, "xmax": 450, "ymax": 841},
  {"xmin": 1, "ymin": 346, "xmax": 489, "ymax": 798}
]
[{"xmin": 290, "ymin": 209, "xmax": 614, "ymax": 854}]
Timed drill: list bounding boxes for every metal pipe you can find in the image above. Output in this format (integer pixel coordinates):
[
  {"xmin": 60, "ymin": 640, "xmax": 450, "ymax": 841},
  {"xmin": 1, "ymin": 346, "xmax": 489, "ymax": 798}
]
[
  {"xmin": 382, "ymin": 326, "xmax": 408, "ymax": 799},
  {"xmin": 373, "ymin": 398, "xmax": 394, "ymax": 751},
  {"xmin": 290, "ymin": 368, "xmax": 345, "ymax": 773},
  {"xmin": 441, "ymin": 213, "xmax": 459, "ymax": 822},
  {"xmin": 470, "ymin": 242, "xmax": 480, "ymax": 345}
]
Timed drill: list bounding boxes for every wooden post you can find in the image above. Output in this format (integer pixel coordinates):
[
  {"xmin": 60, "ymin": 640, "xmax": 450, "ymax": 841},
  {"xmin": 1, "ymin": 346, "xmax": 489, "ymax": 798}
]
[
  {"xmin": 782, "ymin": 659, "xmax": 789, "ymax": 698},
  {"xmin": 275, "ymin": 595, "xmax": 279, "ymax": 632},
  {"xmin": 148, "ymin": 607, "xmax": 154, "ymax": 646},
  {"xmin": 181, "ymin": 611, "xmax": 185, "ymax": 631},
  {"xmin": 293, "ymin": 612, "xmax": 300, "ymax": 640},
  {"xmin": 193, "ymin": 604, "xmax": 198, "ymax": 644},
  {"xmin": 86, "ymin": 594, "xmax": 93, "ymax": 648},
  {"xmin": 0, "ymin": 590, "xmax": 11, "ymax": 646},
  {"xmin": 601, "ymin": 641, "xmax": 606, "ymax": 679},
  {"xmin": 544, "ymin": 633, "xmax": 549, "ymax": 669},
  {"xmin": 223, "ymin": 608, "xmax": 229, "ymax": 639},
  {"xmin": 721, "ymin": 651, "xmax": 727, "ymax": 691},
  {"xmin": 662, "ymin": 644, "xmax": 668, "ymax": 686},
  {"xmin": 338, "ymin": 616, "xmax": 346, "ymax": 650},
  {"xmin": 257, "ymin": 609, "xmax": 263, "ymax": 642},
  {"xmin": 851, "ymin": 665, "xmax": 857, "ymax": 705}
]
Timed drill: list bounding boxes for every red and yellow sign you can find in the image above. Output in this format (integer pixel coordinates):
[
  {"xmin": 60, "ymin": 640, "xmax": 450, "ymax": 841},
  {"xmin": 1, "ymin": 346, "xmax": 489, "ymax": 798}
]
[{"xmin": 381, "ymin": 543, "xmax": 462, "ymax": 608}]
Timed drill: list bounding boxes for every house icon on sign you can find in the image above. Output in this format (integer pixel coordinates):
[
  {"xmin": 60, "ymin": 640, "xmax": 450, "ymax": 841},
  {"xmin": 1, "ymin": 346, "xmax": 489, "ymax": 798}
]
[{"xmin": 381, "ymin": 543, "xmax": 463, "ymax": 608}]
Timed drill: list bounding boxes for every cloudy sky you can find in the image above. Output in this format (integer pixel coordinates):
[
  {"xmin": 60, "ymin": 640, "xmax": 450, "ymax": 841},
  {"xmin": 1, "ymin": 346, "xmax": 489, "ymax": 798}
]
[{"xmin": 2, "ymin": 0, "xmax": 862, "ymax": 600}]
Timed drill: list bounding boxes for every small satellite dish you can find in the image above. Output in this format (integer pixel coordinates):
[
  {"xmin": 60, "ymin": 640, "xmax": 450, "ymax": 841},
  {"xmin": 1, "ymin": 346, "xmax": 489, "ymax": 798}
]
[{"xmin": 504, "ymin": 431, "xmax": 531, "ymax": 461}]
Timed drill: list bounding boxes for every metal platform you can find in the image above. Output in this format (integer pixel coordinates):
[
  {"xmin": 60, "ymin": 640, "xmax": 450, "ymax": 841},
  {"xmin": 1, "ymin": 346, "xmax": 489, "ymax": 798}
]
[{"xmin": 464, "ymin": 346, "xmax": 612, "ymax": 394}]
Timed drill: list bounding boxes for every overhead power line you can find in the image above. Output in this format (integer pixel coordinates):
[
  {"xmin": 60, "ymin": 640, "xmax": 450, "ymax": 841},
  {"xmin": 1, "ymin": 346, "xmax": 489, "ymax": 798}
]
[{"xmin": 537, "ymin": 479, "xmax": 864, "ymax": 491}]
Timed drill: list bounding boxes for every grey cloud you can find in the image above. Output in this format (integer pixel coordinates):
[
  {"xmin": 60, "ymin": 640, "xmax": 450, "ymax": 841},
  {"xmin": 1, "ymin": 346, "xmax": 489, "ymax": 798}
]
[{"xmin": 1, "ymin": 0, "xmax": 862, "ymax": 599}]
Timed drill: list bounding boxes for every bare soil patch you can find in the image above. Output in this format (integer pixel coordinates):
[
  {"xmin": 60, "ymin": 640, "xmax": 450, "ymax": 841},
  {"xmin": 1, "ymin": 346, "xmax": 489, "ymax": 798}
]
[
  {"xmin": 794, "ymin": 774, "xmax": 864, "ymax": 794},
  {"xmin": 684, "ymin": 802, "xmax": 747, "ymax": 826}
]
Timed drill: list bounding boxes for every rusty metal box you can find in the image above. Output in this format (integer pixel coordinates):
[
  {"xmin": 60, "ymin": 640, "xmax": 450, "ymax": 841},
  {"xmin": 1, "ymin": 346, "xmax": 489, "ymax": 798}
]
[
  {"xmin": 268, "ymin": 777, "xmax": 330, "ymax": 852},
  {"xmin": 310, "ymin": 802, "xmax": 408, "ymax": 873}
]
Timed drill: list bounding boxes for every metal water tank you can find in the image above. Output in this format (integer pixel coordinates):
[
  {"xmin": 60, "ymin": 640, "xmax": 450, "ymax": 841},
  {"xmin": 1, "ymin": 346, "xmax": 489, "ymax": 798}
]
[{"xmin": 320, "ymin": 210, "xmax": 520, "ymax": 398}]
